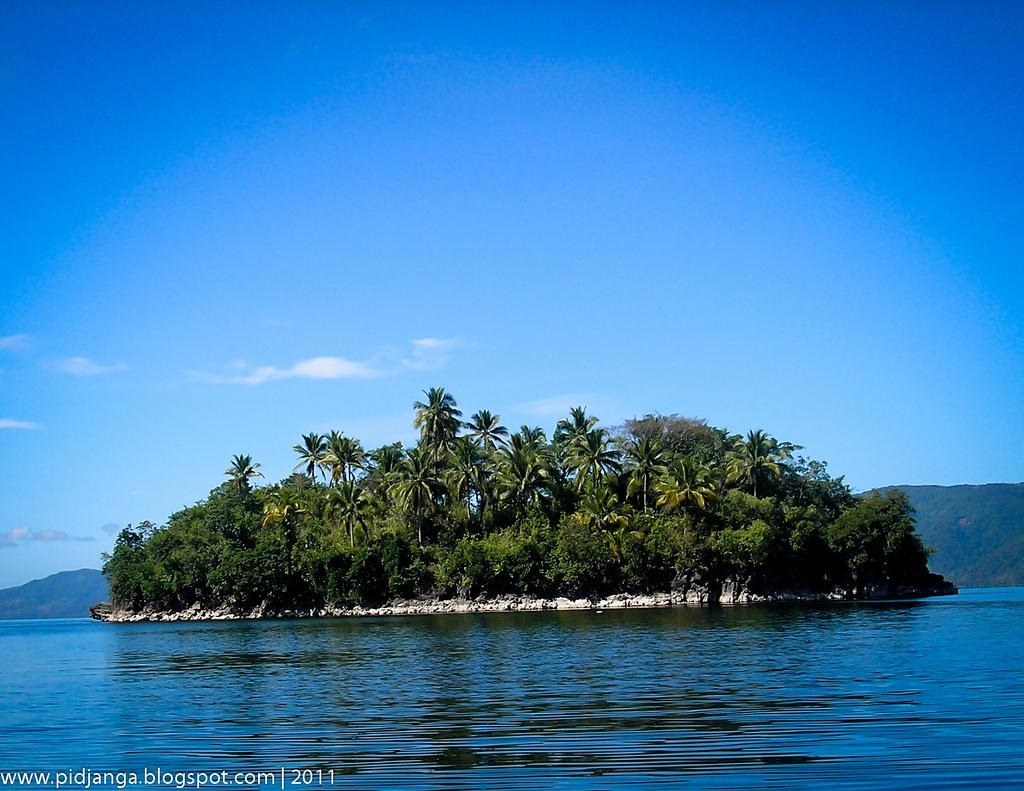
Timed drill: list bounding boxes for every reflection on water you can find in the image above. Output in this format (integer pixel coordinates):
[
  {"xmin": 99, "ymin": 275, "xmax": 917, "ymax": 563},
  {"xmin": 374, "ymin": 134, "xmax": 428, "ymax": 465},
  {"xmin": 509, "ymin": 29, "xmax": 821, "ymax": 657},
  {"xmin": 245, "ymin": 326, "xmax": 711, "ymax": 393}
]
[{"xmin": 2, "ymin": 589, "xmax": 1024, "ymax": 788}]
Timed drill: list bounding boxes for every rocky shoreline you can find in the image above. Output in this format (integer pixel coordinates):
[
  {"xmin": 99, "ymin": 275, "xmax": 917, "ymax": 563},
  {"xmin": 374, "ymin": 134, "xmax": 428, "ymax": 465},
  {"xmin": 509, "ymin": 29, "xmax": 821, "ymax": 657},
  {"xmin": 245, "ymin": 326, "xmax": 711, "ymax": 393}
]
[{"xmin": 90, "ymin": 574, "xmax": 958, "ymax": 623}]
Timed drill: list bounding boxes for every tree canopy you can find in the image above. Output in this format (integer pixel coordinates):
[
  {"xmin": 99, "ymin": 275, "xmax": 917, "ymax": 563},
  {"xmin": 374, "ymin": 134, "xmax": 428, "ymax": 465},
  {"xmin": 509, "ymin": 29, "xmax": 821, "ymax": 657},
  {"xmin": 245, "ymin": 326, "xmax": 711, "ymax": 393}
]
[{"xmin": 104, "ymin": 388, "xmax": 942, "ymax": 610}]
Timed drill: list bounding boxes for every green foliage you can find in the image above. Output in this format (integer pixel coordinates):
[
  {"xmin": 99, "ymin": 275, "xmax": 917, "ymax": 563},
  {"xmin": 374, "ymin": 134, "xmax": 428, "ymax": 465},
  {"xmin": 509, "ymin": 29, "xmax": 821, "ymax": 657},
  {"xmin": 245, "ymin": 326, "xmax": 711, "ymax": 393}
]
[
  {"xmin": 827, "ymin": 490, "xmax": 929, "ymax": 591},
  {"xmin": 103, "ymin": 387, "xmax": 945, "ymax": 610}
]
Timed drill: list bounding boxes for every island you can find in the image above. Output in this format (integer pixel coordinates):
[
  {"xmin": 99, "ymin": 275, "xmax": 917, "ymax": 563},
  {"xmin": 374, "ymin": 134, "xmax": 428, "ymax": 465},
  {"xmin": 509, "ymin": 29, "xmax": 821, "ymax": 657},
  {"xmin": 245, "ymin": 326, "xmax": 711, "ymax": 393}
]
[{"xmin": 93, "ymin": 387, "xmax": 956, "ymax": 622}]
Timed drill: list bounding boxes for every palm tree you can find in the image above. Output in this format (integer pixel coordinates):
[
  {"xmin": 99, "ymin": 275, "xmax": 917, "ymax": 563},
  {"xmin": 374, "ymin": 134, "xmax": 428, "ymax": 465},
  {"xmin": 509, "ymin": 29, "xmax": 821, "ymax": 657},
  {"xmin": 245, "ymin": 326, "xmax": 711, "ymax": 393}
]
[
  {"xmin": 393, "ymin": 447, "xmax": 442, "ymax": 544},
  {"xmin": 465, "ymin": 410, "xmax": 509, "ymax": 453},
  {"xmin": 325, "ymin": 482, "xmax": 371, "ymax": 547},
  {"xmin": 554, "ymin": 406, "xmax": 597, "ymax": 448},
  {"xmin": 656, "ymin": 457, "xmax": 717, "ymax": 512},
  {"xmin": 447, "ymin": 436, "xmax": 488, "ymax": 519},
  {"xmin": 564, "ymin": 427, "xmax": 622, "ymax": 491},
  {"xmin": 516, "ymin": 425, "xmax": 547, "ymax": 448},
  {"xmin": 495, "ymin": 436, "xmax": 552, "ymax": 515},
  {"xmin": 293, "ymin": 432, "xmax": 328, "ymax": 483},
  {"xmin": 574, "ymin": 485, "xmax": 628, "ymax": 530},
  {"xmin": 625, "ymin": 436, "xmax": 666, "ymax": 513},
  {"xmin": 725, "ymin": 429, "xmax": 795, "ymax": 498},
  {"xmin": 413, "ymin": 387, "xmax": 463, "ymax": 460},
  {"xmin": 366, "ymin": 442, "xmax": 405, "ymax": 495},
  {"xmin": 224, "ymin": 453, "xmax": 263, "ymax": 493},
  {"xmin": 262, "ymin": 489, "xmax": 308, "ymax": 578},
  {"xmin": 324, "ymin": 431, "xmax": 366, "ymax": 485}
]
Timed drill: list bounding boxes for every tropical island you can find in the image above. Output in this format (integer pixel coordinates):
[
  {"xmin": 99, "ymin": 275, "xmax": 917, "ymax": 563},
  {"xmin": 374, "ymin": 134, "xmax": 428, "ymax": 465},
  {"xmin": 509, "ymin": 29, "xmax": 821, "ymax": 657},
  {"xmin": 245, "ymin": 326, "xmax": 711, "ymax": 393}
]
[{"xmin": 94, "ymin": 388, "xmax": 955, "ymax": 622}]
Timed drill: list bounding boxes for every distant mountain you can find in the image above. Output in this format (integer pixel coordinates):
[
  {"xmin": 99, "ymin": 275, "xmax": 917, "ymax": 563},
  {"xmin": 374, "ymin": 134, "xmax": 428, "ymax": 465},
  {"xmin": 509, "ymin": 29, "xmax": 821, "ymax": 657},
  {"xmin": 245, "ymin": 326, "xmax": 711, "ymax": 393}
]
[
  {"xmin": 0, "ymin": 569, "xmax": 108, "ymax": 620},
  {"xmin": 882, "ymin": 484, "xmax": 1024, "ymax": 588}
]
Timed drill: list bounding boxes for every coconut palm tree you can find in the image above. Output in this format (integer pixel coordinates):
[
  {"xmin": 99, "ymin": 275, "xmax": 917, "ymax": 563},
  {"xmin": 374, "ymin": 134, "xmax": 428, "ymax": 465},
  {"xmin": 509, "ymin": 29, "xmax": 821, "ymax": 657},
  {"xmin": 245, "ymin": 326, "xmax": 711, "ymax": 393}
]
[
  {"xmin": 725, "ymin": 429, "xmax": 795, "ymax": 498},
  {"xmin": 554, "ymin": 406, "xmax": 597, "ymax": 448},
  {"xmin": 413, "ymin": 387, "xmax": 463, "ymax": 461},
  {"xmin": 324, "ymin": 431, "xmax": 366, "ymax": 485},
  {"xmin": 366, "ymin": 442, "xmax": 405, "ymax": 495},
  {"xmin": 656, "ymin": 457, "xmax": 717, "ymax": 512},
  {"xmin": 516, "ymin": 425, "xmax": 547, "ymax": 448},
  {"xmin": 392, "ymin": 446, "xmax": 442, "ymax": 544},
  {"xmin": 325, "ymin": 482, "xmax": 372, "ymax": 547},
  {"xmin": 573, "ymin": 485, "xmax": 628, "ymax": 530},
  {"xmin": 625, "ymin": 436, "xmax": 666, "ymax": 513},
  {"xmin": 447, "ymin": 436, "xmax": 489, "ymax": 519},
  {"xmin": 495, "ymin": 436, "xmax": 552, "ymax": 515},
  {"xmin": 293, "ymin": 432, "xmax": 328, "ymax": 483},
  {"xmin": 262, "ymin": 489, "xmax": 308, "ymax": 578},
  {"xmin": 224, "ymin": 454, "xmax": 263, "ymax": 493},
  {"xmin": 564, "ymin": 427, "xmax": 622, "ymax": 491},
  {"xmin": 465, "ymin": 410, "xmax": 509, "ymax": 453}
]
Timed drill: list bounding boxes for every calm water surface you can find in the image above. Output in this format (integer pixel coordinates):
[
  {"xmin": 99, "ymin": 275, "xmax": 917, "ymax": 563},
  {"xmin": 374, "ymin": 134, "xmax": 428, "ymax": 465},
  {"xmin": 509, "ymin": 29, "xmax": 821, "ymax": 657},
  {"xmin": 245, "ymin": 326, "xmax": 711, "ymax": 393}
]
[{"xmin": 2, "ymin": 588, "xmax": 1023, "ymax": 789}]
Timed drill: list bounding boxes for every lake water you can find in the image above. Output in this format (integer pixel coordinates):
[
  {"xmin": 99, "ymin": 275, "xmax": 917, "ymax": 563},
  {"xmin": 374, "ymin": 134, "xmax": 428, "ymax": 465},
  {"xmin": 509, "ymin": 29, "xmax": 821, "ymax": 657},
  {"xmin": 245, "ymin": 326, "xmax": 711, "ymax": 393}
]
[{"xmin": 2, "ymin": 588, "xmax": 1023, "ymax": 789}]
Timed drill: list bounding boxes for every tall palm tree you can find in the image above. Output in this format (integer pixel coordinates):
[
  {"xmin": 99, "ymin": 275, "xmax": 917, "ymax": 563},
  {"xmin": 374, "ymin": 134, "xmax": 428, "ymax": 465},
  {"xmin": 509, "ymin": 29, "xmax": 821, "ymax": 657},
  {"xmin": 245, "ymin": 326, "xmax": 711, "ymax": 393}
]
[
  {"xmin": 465, "ymin": 410, "xmax": 509, "ymax": 453},
  {"xmin": 656, "ymin": 457, "xmax": 717, "ymax": 512},
  {"xmin": 324, "ymin": 431, "xmax": 366, "ymax": 485},
  {"xmin": 262, "ymin": 489, "xmax": 308, "ymax": 578},
  {"xmin": 554, "ymin": 406, "xmax": 598, "ymax": 448},
  {"xmin": 224, "ymin": 453, "xmax": 263, "ymax": 493},
  {"xmin": 366, "ymin": 442, "xmax": 405, "ymax": 495},
  {"xmin": 725, "ymin": 429, "xmax": 795, "ymax": 498},
  {"xmin": 495, "ymin": 436, "xmax": 552, "ymax": 515},
  {"xmin": 625, "ymin": 436, "xmax": 666, "ymax": 513},
  {"xmin": 447, "ymin": 436, "xmax": 488, "ymax": 519},
  {"xmin": 392, "ymin": 447, "xmax": 442, "ymax": 544},
  {"xmin": 413, "ymin": 387, "xmax": 463, "ymax": 461},
  {"xmin": 293, "ymin": 432, "xmax": 328, "ymax": 483},
  {"xmin": 325, "ymin": 482, "xmax": 372, "ymax": 547},
  {"xmin": 564, "ymin": 427, "xmax": 622, "ymax": 491},
  {"xmin": 516, "ymin": 425, "xmax": 547, "ymax": 448}
]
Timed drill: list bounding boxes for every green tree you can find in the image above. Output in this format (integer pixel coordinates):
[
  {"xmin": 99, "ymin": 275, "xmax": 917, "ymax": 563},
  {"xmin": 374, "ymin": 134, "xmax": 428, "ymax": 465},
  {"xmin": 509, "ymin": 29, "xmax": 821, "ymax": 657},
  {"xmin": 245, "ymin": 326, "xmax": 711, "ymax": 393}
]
[
  {"xmin": 324, "ymin": 431, "xmax": 366, "ymax": 485},
  {"xmin": 655, "ymin": 457, "xmax": 717, "ymax": 512},
  {"xmin": 262, "ymin": 489, "xmax": 308, "ymax": 579},
  {"xmin": 725, "ymin": 429, "xmax": 797, "ymax": 498},
  {"xmin": 224, "ymin": 454, "xmax": 263, "ymax": 493},
  {"xmin": 325, "ymin": 481, "xmax": 372, "ymax": 547},
  {"xmin": 293, "ymin": 433, "xmax": 329, "ymax": 483},
  {"xmin": 625, "ymin": 435, "xmax": 666, "ymax": 513},
  {"xmin": 496, "ymin": 435, "xmax": 552, "ymax": 516},
  {"xmin": 564, "ymin": 427, "xmax": 622, "ymax": 491},
  {"xmin": 413, "ymin": 387, "xmax": 463, "ymax": 460},
  {"xmin": 393, "ymin": 447, "xmax": 442, "ymax": 544},
  {"xmin": 466, "ymin": 410, "xmax": 509, "ymax": 453}
]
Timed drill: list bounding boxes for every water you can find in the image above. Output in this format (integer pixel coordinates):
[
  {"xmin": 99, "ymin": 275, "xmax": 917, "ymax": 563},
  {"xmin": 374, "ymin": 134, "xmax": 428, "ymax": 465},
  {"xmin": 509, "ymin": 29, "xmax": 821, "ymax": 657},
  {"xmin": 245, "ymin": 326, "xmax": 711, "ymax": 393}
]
[{"xmin": 2, "ymin": 589, "xmax": 1023, "ymax": 789}]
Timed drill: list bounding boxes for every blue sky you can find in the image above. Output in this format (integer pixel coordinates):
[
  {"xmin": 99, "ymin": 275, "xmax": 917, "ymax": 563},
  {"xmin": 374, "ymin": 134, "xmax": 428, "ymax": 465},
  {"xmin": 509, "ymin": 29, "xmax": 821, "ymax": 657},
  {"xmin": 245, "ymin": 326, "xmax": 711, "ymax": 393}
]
[{"xmin": 1, "ymin": 2, "xmax": 1022, "ymax": 588}]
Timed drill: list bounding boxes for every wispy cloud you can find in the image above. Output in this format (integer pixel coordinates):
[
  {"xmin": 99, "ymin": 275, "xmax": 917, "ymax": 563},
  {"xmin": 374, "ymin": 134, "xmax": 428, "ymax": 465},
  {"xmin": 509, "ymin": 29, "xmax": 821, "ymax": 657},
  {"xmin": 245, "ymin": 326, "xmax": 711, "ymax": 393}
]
[
  {"xmin": 100, "ymin": 522, "xmax": 121, "ymax": 535},
  {"xmin": 0, "ymin": 333, "xmax": 30, "ymax": 350},
  {"xmin": 402, "ymin": 338, "xmax": 461, "ymax": 371},
  {"xmin": 0, "ymin": 419, "xmax": 40, "ymax": 430},
  {"xmin": 0, "ymin": 526, "xmax": 95, "ymax": 548},
  {"xmin": 514, "ymin": 393, "xmax": 618, "ymax": 421},
  {"xmin": 194, "ymin": 355, "xmax": 381, "ymax": 385},
  {"xmin": 56, "ymin": 357, "xmax": 128, "ymax": 376}
]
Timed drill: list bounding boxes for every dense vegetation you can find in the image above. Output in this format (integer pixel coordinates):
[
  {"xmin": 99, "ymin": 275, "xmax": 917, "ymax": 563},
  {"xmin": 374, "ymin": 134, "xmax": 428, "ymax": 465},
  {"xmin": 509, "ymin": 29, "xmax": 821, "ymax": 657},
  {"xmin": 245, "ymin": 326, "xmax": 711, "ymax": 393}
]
[
  {"xmin": 104, "ymin": 388, "xmax": 941, "ymax": 611},
  {"xmin": 883, "ymin": 484, "xmax": 1024, "ymax": 587}
]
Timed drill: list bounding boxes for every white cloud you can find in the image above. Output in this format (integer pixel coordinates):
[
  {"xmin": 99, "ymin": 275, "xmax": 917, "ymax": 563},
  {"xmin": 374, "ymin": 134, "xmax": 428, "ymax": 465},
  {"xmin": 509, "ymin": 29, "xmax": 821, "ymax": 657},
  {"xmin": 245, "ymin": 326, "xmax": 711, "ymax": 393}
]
[
  {"xmin": 0, "ymin": 419, "xmax": 40, "ymax": 430},
  {"xmin": 0, "ymin": 526, "xmax": 94, "ymax": 548},
  {"xmin": 402, "ymin": 338, "xmax": 460, "ymax": 371},
  {"xmin": 513, "ymin": 393, "xmax": 620, "ymax": 422},
  {"xmin": 196, "ymin": 355, "xmax": 381, "ymax": 385},
  {"xmin": 56, "ymin": 357, "xmax": 127, "ymax": 376},
  {"xmin": 0, "ymin": 334, "xmax": 30, "ymax": 350}
]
